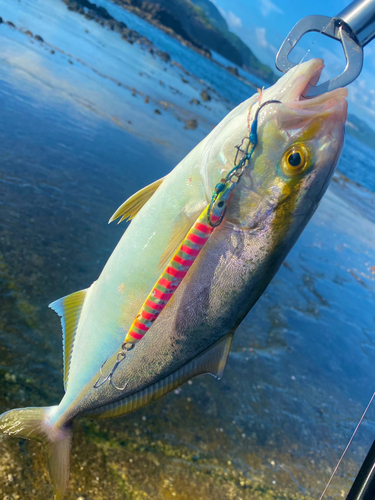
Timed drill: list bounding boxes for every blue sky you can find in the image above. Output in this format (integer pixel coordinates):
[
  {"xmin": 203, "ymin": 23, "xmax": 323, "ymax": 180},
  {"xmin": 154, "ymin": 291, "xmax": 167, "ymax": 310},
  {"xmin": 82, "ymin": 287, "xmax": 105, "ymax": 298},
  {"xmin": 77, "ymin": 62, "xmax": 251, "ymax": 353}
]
[{"xmin": 212, "ymin": 0, "xmax": 375, "ymax": 127}]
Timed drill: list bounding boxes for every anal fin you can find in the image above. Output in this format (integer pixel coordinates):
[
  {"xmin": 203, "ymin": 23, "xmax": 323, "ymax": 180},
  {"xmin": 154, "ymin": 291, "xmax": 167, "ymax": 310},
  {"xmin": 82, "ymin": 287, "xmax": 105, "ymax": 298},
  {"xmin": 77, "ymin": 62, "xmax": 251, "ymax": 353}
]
[
  {"xmin": 49, "ymin": 288, "xmax": 88, "ymax": 390},
  {"xmin": 85, "ymin": 332, "xmax": 234, "ymax": 420},
  {"xmin": 109, "ymin": 176, "xmax": 165, "ymax": 224}
]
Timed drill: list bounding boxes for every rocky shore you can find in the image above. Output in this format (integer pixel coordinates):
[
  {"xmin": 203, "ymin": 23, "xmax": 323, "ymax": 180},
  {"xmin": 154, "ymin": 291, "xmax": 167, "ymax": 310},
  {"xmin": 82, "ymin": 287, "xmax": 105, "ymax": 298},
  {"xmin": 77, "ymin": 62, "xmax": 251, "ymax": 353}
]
[
  {"xmin": 61, "ymin": 0, "xmax": 271, "ymax": 85},
  {"xmin": 63, "ymin": 0, "xmax": 178, "ymax": 62}
]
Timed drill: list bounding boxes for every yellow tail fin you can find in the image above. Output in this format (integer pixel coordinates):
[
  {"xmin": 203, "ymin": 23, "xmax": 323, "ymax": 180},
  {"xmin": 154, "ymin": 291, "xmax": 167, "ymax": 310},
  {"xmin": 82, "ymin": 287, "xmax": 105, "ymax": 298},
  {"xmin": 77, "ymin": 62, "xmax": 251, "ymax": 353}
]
[{"xmin": 0, "ymin": 407, "xmax": 72, "ymax": 500}]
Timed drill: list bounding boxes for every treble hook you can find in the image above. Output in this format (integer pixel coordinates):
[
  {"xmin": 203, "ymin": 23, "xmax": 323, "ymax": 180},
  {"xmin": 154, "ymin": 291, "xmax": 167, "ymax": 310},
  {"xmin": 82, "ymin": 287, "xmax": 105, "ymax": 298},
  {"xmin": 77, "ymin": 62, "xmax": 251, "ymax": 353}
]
[{"xmin": 93, "ymin": 342, "xmax": 134, "ymax": 390}]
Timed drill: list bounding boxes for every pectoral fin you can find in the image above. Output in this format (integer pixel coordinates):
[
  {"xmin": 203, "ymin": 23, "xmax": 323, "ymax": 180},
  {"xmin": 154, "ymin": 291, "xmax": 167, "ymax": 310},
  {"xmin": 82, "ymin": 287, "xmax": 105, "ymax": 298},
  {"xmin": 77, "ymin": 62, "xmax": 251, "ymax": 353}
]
[
  {"xmin": 158, "ymin": 215, "xmax": 194, "ymax": 269},
  {"xmin": 109, "ymin": 177, "xmax": 165, "ymax": 224},
  {"xmin": 158, "ymin": 200, "xmax": 207, "ymax": 269},
  {"xmin": 49, "ymin": 289, "xmax": 88, "ymax": 390},
  {"xmin": 85, "ymin": 332, "xmax": 235, "ymax": 420}
]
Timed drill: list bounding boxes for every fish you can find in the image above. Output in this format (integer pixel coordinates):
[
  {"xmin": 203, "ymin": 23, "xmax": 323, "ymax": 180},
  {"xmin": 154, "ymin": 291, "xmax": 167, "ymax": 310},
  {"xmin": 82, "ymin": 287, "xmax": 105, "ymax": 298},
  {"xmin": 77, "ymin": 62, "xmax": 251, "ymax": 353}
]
[{"xmin": 0, "ymin": 58, "xmax": 347, "ymax": 499}]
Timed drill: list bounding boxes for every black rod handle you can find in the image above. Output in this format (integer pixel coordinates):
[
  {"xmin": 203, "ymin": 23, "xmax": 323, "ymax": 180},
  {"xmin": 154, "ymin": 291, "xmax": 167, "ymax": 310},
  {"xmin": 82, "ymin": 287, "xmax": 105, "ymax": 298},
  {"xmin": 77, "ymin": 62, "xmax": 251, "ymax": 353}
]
[{"xmin": 346, "ymin": 439, "xmax": 375, "ymax": 500}]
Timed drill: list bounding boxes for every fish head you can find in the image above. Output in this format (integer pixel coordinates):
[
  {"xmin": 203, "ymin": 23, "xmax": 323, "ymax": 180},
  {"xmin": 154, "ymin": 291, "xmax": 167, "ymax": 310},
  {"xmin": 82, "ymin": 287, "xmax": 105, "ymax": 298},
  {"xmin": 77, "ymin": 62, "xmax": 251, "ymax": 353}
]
[{"xmin": 202, "ymin": 59, "xmax": 348, "ymax": 232}]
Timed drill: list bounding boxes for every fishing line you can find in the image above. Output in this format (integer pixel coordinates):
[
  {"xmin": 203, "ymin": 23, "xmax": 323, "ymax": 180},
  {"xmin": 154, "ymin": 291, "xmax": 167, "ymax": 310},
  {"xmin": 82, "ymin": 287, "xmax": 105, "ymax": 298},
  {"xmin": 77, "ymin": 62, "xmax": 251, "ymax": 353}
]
[
  {"xmin": 319, "ymin": 390, "xmax": 375, "ymax": 499},
  {"xmin": 297, "ymin": 22, "xmax": 331, "ymax": 67},
  {"xmin": 274, "ymin": 19, "xmax": 333, "ymax": 97}
]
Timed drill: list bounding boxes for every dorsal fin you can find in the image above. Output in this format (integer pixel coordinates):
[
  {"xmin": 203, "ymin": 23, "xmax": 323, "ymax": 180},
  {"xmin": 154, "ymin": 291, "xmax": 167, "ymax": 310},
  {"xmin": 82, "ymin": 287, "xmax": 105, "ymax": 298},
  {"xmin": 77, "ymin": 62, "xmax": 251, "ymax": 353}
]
[
  {"xmin": 49, "ymin": 289, "xmax": 88, "ymax": 390},
  {"xmin": 109, "ymin": 176, "xmax": 165, "ymax": 224},
  {"xmin": 86, "ymin": 331, "xmax": 235, "ymax": 420}
]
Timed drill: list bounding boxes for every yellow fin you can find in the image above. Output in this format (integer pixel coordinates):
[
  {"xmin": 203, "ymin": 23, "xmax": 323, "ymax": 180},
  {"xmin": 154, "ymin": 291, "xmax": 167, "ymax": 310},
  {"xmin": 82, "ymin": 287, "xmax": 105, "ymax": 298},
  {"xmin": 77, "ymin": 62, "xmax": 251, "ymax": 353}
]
[
  {"xmin": 158, "ymin": 210, "xmax": 206, "ymax": 269},
  {"xmin": 0, "ymin": 407, "xmax": 73, "ymax": 500},
  {"xmin": 49, "ymin": 289, "xmax": 88, "ymax": 390},
  {"xmin": 85, "ymin": 332, "xmax": 235, "ymax": 420},
  {"xmin": 109, "ymin": 177, "xmax": 165, "ymax": 224}
]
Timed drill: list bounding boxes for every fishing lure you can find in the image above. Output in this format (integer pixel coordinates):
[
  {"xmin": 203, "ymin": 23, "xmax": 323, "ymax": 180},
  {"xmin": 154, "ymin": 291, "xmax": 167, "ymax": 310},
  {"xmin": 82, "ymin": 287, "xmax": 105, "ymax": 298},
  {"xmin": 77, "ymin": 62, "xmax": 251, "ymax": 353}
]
[{"xmin": 94, "ymin": 100, "xmax": 280, "ymax": 390}]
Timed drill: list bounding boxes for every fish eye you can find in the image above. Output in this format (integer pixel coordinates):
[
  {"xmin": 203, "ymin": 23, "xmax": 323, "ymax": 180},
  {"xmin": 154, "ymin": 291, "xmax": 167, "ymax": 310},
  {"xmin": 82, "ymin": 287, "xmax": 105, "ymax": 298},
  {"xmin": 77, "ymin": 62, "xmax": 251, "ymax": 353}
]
[
  {"xmin": 281, "ymin": 144, "xmax": 310, "ymax": 177},
  {"xmin": 288, "ymin": 152, "xmax": 302, "ymax": 167}
]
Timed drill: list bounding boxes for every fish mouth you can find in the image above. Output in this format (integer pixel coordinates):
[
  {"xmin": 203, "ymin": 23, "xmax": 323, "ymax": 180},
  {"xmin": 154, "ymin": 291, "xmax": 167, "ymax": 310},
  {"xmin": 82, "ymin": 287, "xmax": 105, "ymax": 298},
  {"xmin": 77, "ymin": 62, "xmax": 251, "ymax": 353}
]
[
  {"xmin": 261, "ymin": 58, "xmax": 349, "ymax": 130},
  {"xmin": 282, "ymin": 58, "xmax": 348, "ymax": 116}
]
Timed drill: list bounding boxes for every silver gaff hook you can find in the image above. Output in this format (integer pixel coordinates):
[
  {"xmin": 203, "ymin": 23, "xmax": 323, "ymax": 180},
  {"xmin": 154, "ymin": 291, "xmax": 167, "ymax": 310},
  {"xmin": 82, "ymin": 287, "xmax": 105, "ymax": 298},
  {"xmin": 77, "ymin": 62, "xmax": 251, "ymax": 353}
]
[
  {"xmin": 276, "ymin": 0, "xmax": 375, "ymax": 96},
  {"xmin": 93, "ymin": 342, "xmax": 134, "ymax": 390}
]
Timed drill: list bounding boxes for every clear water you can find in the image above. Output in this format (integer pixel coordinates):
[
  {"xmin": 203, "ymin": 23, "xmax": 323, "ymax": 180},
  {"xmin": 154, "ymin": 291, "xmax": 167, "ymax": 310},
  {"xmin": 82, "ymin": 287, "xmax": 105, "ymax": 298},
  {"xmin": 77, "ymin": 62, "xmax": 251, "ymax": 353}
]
[{"xmin": 0, "ymin": 1, "xmax": 375, "ymax": 499}]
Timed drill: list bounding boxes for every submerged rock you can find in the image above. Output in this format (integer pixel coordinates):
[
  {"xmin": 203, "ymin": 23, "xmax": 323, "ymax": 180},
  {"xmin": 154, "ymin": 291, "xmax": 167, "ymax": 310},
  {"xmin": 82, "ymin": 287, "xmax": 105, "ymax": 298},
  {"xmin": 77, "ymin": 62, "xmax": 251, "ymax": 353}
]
[
  {"xmin": 200, "ymin": 89, "xmax": 211, "ymax": 102},
  {"xmin": 104, "ymin": 19, "xmax": 116, "ymax": 30},
  {"xmin": 184, "ymin": 118, "xmax": 198, "ymax": 130},
  {"xmin": 114, "ymin": 21, "xmax": 127, "ymax": 35},
  {"xmin": 157, "ymin": 50, "xmax": 171, "ymax": 63},
  {"xmin": 227, "ymin": 66, "xmax": 239, "ymax": 77},
  {"xmin": 84, "ymin": 11, "xmax": 95, "ymax": 20}
]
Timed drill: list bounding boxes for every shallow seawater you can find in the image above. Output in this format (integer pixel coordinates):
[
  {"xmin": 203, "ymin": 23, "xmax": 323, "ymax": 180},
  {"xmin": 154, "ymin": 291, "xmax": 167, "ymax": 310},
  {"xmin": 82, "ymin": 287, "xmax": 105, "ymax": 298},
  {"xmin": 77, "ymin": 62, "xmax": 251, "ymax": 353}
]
[{"xmin": 0, "ymin": 1, "xmax": 375, "ymax": 499}]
